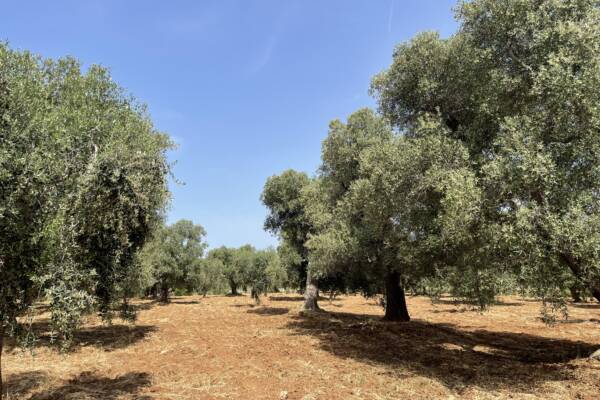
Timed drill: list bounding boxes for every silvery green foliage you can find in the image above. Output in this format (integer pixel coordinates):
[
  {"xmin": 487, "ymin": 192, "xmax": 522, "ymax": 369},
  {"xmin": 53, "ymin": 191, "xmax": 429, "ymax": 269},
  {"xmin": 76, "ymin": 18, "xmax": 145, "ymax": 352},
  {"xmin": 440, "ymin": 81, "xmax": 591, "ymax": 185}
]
[
  {"xmin": 261, "ymin": 170, "xmax": 313, "ymax": 288},
  {"xmin": 139, "ymin": 220, "xmax": 207, "ymax": 302},
  {"xmin": 0, "ymin": 43, "xmax": 171, "ymax": 349},
  {"xmin": 371, "ymin": 0, "xmax": 600, "ymax": 312},
  {"xmin": 208, "ymin": 246, "xmax": 242, "ymax": 295},
  {"xmin": 245, "ymin": 248, "xmax": 279, "ymax": 304},
  {"xmin": 307, "ymin": 112, "xmax": 483, "ymax": 308},
  {"xmin": 192, "ymin": 257, "xmax": 227, "ymax": 296}
]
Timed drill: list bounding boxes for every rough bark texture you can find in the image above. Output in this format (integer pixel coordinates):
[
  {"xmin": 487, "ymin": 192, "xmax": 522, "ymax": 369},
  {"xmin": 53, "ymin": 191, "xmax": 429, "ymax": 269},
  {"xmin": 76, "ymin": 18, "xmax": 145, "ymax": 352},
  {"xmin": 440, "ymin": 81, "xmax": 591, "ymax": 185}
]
[
  {"xmin": 302, "ymin": 270, "xmax": 320, "ymax": 312},
  {"xmin": 229, "ymin": 281, "xmax": 238, "ymax": 296},
  {"xmin": 560, "ymin": 252, "xmax": 600, "ymax": 303},
  {"xmin": 591, "ymin": 286, "xmax": 600, "ymax": 303},
  {"xmin": 160, "ymin": 285, "xmax": 170, "ymax": 303},
  {"xmin": 570, "ymin": 285, "xmax": 583, "ymax": 303},
  {"xmin": 251, "ymin": 288, "xmax": 261, "ymax": 305},
  {"xmin": 0, "ymin": 325, "xmax": 4, "ymax": 400},
  {"xmin": 384, "ymin": 271, "xmax": 410, "ymax": 322}
]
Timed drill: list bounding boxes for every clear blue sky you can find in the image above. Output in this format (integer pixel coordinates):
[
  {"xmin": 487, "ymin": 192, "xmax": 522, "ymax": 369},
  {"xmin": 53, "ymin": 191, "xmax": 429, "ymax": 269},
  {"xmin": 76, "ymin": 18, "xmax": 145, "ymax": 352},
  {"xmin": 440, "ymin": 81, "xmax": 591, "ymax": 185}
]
[{"xmin": 2, "ymin": 0, "xmax": 457, "ymax": 249}]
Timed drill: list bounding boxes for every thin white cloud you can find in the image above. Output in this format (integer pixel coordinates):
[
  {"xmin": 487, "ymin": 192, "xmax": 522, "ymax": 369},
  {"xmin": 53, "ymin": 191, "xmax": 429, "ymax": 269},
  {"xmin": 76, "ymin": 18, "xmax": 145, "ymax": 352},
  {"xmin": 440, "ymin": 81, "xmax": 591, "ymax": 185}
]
[
  {"xmin": 245, "ymin": 2, "xmax": 299, "ymax": 76},
  {"xmin": 247, "ymin": 35, "xmax": 277, "ymax": 75}
]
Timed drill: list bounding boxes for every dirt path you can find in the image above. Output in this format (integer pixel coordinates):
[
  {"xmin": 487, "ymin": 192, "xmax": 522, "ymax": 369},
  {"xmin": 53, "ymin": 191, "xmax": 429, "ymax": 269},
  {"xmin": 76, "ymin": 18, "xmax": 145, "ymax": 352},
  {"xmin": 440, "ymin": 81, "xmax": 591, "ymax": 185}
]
[{"xmin": 4, "ymin": 295, "xmax": 600, "ymax": 399}]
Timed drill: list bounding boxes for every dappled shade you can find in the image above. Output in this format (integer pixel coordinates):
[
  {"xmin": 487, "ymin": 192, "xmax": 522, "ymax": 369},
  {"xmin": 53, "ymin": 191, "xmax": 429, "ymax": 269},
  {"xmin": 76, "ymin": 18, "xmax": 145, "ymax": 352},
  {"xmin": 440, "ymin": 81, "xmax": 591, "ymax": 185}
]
[
  {"xmin": 5, "ymin": 323, "xmax": 157, "ymax": 352},
  {"xmin": 28, "ymin": 372, "xmax": 152, "ymax": 400},
  {"xmin": 285, "ymin": 311, "xmax": 597, "ymax": 393},
  {"xmin": 247, "ymin": 306, "xmax": 290, "ymax": 316}
]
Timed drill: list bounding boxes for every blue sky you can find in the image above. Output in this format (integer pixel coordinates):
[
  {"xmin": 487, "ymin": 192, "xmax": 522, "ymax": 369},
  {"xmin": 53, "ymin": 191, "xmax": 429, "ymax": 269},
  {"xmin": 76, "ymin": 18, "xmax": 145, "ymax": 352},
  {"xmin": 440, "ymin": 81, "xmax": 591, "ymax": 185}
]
[{"xmin": 2, "ymin": 0, "xmax": 457, "ymax": 249}]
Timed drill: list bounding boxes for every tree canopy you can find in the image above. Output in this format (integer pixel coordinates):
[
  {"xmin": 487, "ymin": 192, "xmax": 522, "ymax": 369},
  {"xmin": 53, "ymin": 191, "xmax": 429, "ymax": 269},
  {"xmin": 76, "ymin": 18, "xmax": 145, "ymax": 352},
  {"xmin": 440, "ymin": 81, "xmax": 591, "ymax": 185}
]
[
  {"xmin": 0, "ymin": 43, "xmax": 172, "ymax": 395},
  {"xmin": 139, "ymin": 220, "xmax": 207, "ymax": 302},
  {"xmin": 260, "ymin": 0, "xmax": 600, "ymax": 320},
  {"xmin": 371, "ymin": 0, "xmax": 600, "ymax": 308}
]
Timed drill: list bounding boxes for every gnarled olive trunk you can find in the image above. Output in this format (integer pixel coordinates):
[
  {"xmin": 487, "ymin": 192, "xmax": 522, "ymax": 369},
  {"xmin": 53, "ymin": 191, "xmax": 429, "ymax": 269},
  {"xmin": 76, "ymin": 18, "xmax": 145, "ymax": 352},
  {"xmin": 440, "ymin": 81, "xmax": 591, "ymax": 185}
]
[
  {"xmin": 570, "ymin": 285, "xmax": 583, "ymax": 303},
  {"xmin": 1, "ymin": 325, "xmax": 4, "ymax": 400},
  {"xmin": 560, "ymin": 252, "xmax": 600, "ymax": 303},
  {"xmin": 251, "ymin": 288, "xmax": 261, "ymax": 305},
  {"xmin": 591, "ymin": 286, "xmax": 600, "ymax": 303},
  {"xmin": 229, "ymin": 280, "xmax": 238, "ymax": 296},
  {"xmin": 303, "ymin": 268, "xmax": 320, "ymax": 312},
  {"xmin": 384, "ymin": 271, "xmax": 410, "ymax": 321},
  {"xmin": 160, "ymin": 285, "xmax": 170, "ymax": 303}
]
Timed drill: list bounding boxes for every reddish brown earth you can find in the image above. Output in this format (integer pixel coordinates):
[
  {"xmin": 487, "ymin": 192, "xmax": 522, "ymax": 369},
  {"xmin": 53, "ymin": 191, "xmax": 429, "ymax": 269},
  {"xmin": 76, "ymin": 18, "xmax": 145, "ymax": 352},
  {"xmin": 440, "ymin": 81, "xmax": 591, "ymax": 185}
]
[{"xmin": 3, "ymin": 294, "xmax": 600, "ymax": 399}]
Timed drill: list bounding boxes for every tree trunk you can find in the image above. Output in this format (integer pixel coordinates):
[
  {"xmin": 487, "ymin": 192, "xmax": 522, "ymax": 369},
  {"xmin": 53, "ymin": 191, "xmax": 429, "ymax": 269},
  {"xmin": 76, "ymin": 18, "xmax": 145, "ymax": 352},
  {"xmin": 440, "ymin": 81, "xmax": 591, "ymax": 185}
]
[
  {"xmin": 1, "ymin": 325, "xmax": 4, "ymax": 400},
  {"xmin": 560, "ymin": 252, "xmax": 600, "ymax": 303},
  {"xmin": 591, "ymin": 285, "xmax": 600, "ymax": 303},
  {"xmin": 302, "ymin": 269, "xmax": 320, "ymax": 312},
  {"xmin": 229, "ymin": 280, "xmax": 238, "ymax": 296},
  {"xmin": 251, "ymin": 288, "xmax": 261, "ymax": 305},
  {"xmin": 570, "ymin": 285, "xmax": 582, "ymax": 303},
  {"xmin": 160, "ymin": 285, "xmax": 170, "ymax": 303},
  {"xmin": 384, "ymin": 271, "xmax": 410, "ymax": 321}
]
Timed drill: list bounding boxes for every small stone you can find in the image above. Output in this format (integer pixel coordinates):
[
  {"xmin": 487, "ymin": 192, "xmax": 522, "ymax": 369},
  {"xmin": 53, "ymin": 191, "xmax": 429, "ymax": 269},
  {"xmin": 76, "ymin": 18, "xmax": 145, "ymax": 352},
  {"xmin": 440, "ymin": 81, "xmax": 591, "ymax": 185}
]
[
  {"xmin": 279, "ymin": 390, "xmax": 289, "ymax": 399},
  {"xmin": 590, "ymin": 348, "xmax": 600, "ymax": 360}
]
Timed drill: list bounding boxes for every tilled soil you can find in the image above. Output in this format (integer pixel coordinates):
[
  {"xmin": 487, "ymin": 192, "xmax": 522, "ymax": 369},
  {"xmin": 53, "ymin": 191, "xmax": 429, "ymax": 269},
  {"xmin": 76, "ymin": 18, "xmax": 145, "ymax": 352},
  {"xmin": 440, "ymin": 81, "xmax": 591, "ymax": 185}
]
[{"xmin": 3, "ymin": 294, "xmax": 600, "ymax": 399}]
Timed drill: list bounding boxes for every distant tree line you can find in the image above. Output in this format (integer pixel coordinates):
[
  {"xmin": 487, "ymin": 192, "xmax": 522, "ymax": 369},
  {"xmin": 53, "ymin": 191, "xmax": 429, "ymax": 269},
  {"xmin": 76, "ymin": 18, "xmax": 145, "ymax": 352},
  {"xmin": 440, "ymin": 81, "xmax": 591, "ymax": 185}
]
[
  {"xmin": 2, "ymin": 0, "xmax": 600, "ymax": 397},
  {"xmin": 262, "ymin": 0, "xmax": 600, "ymax": 322},
  {"xmin": 136, "ymin": 219, "xmax": 288, "ymax": 304}
]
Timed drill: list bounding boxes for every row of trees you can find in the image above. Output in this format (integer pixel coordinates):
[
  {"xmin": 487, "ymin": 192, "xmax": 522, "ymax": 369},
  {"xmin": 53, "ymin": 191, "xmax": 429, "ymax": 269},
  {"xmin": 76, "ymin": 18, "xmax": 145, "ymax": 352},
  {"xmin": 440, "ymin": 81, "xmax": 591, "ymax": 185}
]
[
  {"xmin": 137, "ymin": 219, "xmax": 287, "ymax": 304},
  {"xmin": 0, "ymin": 44, "xmax": 172, "ymax": 396},
  {"xmin": 0, "ymin": 40, "xmax": 283, "ymax": 393},
  {"xmin": 262, "ymin": 0, "xmax": 600, "ymax": 321}
]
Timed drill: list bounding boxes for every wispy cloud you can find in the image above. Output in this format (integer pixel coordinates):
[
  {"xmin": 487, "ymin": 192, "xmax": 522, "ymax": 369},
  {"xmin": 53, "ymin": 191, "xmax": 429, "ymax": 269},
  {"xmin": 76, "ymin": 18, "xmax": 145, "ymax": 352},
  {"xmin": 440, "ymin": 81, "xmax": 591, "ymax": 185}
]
[
  {"xmin": 245, "ymin": 3, "xmax": 298, "ymax": 76},
  {"xmin": 247, "ymin": 35, "xmax": 278, "ymax": 75}
]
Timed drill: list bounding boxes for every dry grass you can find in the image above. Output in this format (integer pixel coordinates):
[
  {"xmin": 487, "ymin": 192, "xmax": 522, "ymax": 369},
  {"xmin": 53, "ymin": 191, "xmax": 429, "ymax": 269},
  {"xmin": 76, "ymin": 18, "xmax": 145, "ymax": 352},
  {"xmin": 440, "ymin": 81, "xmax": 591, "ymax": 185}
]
[{"xmin": 3, "ymin": 294, "xmax": 600, "ymax": 399}]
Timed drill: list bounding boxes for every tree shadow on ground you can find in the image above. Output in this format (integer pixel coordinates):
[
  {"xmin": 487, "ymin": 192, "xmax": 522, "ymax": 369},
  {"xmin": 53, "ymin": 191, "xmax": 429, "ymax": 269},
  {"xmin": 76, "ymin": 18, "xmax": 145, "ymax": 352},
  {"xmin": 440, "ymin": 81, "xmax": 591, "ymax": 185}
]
[
  {"xmin": 5, "ymin": 322, "xmax": 157, "ymax": 352},
  {"xmin": 131, "ymin": 300, "xmax": 159, "ymax": 311},
  {"xmin": 230, "ymin": 304, "xmax": 254, "ymax": 308},
  {"xmin": 433, "ymin": 298, "xmax": 523, "ymax": 307},
  {"xmin": 284, "ymin": 311, "xmax": 598, "ymax": 394},
  {"xmin": 572, "ymin": 303, "xmax": 600, "ymax": 310},
  {"xmin": 169, "ymin": 299, "xmax": 201, "ymax": 305},
  {"xmin": 247, "ymin": 307, "xmax": 289, "ymax": 316},
  {"xmin": 4, "ymin": 371, "xmax": 48, "ymax": 398},
  {"xmin": 269, "ymin": 295, "xmax": 304, "ymax": 302},
  {"xmin": 28, "ymin": 371, "xmax": 152, "ymax": 400}
]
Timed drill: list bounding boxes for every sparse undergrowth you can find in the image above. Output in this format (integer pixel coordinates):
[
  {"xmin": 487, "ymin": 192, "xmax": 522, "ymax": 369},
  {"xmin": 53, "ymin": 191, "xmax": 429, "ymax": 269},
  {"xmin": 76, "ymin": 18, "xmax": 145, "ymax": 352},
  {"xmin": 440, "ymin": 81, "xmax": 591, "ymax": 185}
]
[{"xmin": 3, "ymin": 294, "xmax": 600, "ymax": 400}]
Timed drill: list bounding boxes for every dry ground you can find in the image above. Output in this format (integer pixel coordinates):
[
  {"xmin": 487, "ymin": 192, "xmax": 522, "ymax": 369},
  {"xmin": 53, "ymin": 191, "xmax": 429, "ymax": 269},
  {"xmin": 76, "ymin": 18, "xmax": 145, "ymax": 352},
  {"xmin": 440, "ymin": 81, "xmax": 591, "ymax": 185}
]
[{"xmin": 3, "ymin": 294, "xmax": 600, "ymax": 399}]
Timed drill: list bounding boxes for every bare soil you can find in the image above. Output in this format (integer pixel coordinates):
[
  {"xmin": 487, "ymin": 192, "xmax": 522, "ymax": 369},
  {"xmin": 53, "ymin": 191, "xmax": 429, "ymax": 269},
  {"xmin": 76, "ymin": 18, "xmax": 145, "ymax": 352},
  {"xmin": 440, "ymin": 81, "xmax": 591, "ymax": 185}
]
[{"xmin": 3, "ymin": 294, "xmax": 600, "ymax": 399}]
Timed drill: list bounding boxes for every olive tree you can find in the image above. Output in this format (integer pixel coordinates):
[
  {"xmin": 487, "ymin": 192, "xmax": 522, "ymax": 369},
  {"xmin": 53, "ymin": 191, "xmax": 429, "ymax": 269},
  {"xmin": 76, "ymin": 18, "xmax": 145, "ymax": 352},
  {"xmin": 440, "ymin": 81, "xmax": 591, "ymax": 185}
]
[
  {"xmin": 191, "ymin": 258, "xmax": 227, "ymax": 297},
  {"xmin": 307, "ymin": 111, "xmax": 480, "ymax": 320},
  {"xmin": 140, "ymin": 220, "xmax": 207, "ymax": 302},
  {"xmin": 371, "ymin": 0, "xmax": 600, "ymax": 305},
  {"xmin": 261, "ymin": 170, "xmax": 321, "ymax": 311},
  {"xmin": 0, "ymin": 44, "xmax": 171, "ymax": 397}
]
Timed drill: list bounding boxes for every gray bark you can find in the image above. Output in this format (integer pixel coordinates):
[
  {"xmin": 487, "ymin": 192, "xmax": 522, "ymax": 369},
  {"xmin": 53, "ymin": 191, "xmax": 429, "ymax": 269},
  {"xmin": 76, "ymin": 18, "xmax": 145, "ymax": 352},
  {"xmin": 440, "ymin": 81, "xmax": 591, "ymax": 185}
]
[{"xmin": 302, "ymin": 269, "xmax": 320, "ymax": 312}]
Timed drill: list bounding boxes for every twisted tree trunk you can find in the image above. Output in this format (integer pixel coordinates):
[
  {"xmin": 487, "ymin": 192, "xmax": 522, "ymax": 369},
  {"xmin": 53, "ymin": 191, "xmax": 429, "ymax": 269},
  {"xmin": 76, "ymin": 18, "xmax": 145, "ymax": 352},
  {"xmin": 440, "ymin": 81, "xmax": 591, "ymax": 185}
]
[
  {"xmin": 160, "ymin": 285, "xmax": 170, "ymax": 303},
  {"xmin": 229, "ymin": 280, "xmax": 238, "ymax": 296},
  {"xmin": 1, "ymin": 325, "xmax": 4, "ymax": 400},
  {"xmin": 591, "ymin": 286, "xmax": 600, "ymax": 303},
  {"xmin": 302, "ymin": 268, "xmax": 320, "ymax": 312},
  {"xmin": 384, "ymin": 271, "xmax": 410, "ymax": 321},
  {"xmin": 561, "ymin": 252, "xmax": 600, "ymax": 303}
]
